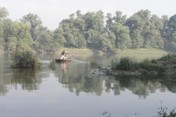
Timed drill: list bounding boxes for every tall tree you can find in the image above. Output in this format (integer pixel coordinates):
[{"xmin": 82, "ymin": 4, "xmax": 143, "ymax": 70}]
[
  {"xmin": 53, "ymin": 27, "xmax": 66, "ymax": 49},
  {"xmin": 2, "ymin": 19, "xmax": 13, "ymax": 51},
  {"xmin": 0, "ymin": 7, "xmax": 8, "ymax": 20},
  {"xmin": 147, "ymin": 15, "xmax": 164, "ymax": 48},
  {"xmin": 11, "ymin": 21, "xmax": 33, "ymax": 50},
  {"xmin": 21, "ymin": 13, "xmax": 42, "ymax": 41},
  {"xmin": 164, "ymin": 14, "xmax": 176, "ymax": 51},
  {"xmin": 126, "ymin": 10, "xmax": 151, "ymax": 48},
  {"xmin": 106, "ymin": 11, "xmax": 131, "ymax": 49},
  {"xmin": 21, "ymin": 13, "xmax": 54, "ymax": 52},
  {"xmin": 84, "ymin": 11, "xmax": 105, "ymax": 48},
  {"xmin": 0, "ymin": 7, "xmax": 8, "ymax": 48},
  {"xmin": 34, "ymin": 26, "xmax": 53, "ymax": 51}
]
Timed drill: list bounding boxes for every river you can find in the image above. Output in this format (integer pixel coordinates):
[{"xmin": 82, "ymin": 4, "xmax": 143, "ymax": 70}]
[{"xmin": 0, "ymin": 54, "xmax": 176, "ymax": 117}]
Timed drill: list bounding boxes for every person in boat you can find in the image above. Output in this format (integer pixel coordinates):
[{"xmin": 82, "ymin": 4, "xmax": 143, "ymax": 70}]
[{"xmin": 59, "ymin": 50, "xmax": 69, "ymax": 60}]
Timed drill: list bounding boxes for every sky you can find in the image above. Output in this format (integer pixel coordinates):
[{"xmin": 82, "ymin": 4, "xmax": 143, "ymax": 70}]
[{"xmin": 0, "ymin": 0, "xmax": 176, "ymax": 30}]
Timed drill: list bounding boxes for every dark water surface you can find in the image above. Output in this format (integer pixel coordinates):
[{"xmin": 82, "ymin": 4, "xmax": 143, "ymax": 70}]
[{"xmin": 0, "ymin": 54, "xmax": 176, "ymax": 117}]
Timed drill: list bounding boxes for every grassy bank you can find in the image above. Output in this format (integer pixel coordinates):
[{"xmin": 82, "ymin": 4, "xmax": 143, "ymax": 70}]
[
  {"xmin": 115, "ymin": 48, "xmax": 168, "ymax": 62},
  {"xmin": 110, "ymin": 54, "xmax": 176, "ymax": 77},
  {"xmin": 56, "ymin": 48, "xmax": 93, "ymax": 56},
  {"xmin": 56, "ymin": 48, "xmax": 167, "ymax": 56}
]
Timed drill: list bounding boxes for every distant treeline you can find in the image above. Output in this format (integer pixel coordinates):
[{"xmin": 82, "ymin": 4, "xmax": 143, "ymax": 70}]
[{"xmin": 0, "ymin": 7, "xmax": 176, "ymax": 53}]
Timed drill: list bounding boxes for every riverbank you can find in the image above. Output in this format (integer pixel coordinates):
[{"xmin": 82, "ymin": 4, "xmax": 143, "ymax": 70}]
[
  {"xmin": 107, "ymin": 54, "xmax": 176, "ymax": 79},
  {"xmin": 114, "ymin": 48, "xmax": 168, "ymax": 61},
  {"xmin": 55, "ymin": 48, "xmax": 168, "ymax": 58},
  {"xmin": 55, "ymin": 48, "xmax": 93, "ymax": 56}
]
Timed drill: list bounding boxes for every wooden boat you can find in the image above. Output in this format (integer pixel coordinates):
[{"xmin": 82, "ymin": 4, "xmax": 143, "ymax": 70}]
[{"xmin": 55, "ymin": 59, "xmax": 71, "ymax": 63}]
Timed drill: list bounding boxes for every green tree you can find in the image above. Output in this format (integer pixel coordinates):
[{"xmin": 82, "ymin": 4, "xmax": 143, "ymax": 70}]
[
  {"xmin": 3, "ymin": 20, "xmax": 33, "ymax": 51},
  {"xmin": 54, "ymin": 11, "xmax": 88, "ymax": 48},
  {"xmin": 126, "ymin": 10, "xmax": 147, "ymax": 48},
  {"xmin": 148, "ymin": 15, "xmax": 164, "ymax": 48},
  {"xmin": 12, "ymin": 21, "xmax": 33, "ymax": 50},
  {"xmin": 0, "ymin": 7, "xmax": 8, "ymax": 20},
  {"xmin": 106, "ymin": 13, "xmax": 113, "ymax": 32},
  {"xmin": 53, "ymin": 27, "xmax": 66, "ymax": 49},
  {"xmin": 34, "ymin": 26, "xmax": 53, "ymax": 51},
  {"xmin": 22, "ymin": 13, "xmax": 42, "ymax": 41},
  {"xmin": 142, "ymin": 15, "xmax": 164, "ymax": 48},
  {"xmin": 83, "ymin": 11, "xmax": 105, "ymax": 49},
  {"xmin": 106, "ymin": 11, "xmax": 131, "ymax": 49},
  {"xmin": 2, "ymin": 19, "xmax": 14, "ymax": 51},
  {"xmin": 164, "ymin": 14, "xmax": 176, "ymax": 51},
  {"xmin": 0, "ymin": 7, "xmax": 8, "ymax": 48},
  {"xmin": 22, "ymin": 13, "xmax": 55, "ymax": 52}
]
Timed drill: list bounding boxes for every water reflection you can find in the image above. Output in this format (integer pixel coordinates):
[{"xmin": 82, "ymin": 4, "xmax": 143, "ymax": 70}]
[
  {"xmin": 0, "ymin": 54, "xmax": 8, "ymax": 96},
  {"xmin": 53, "ymin": 62, "xmax": 176, "ymax": 98},
  {"xmin": 163, "ymin": 80, "xmax": 176, "ymax": 93},
  {"xmin": 0, "ymin": 83, "xmax": 8, "ymax": 96},
  {"xmin": 113, "ymin": 76, "xmax": 167, "ymax": 98},
  {"xmin": 0, "ymin": 68, "xmax": 48, "ymax": 95},
  {"xmin": 11, "ymin": 69, "xmax": 41, "ymax": 90},
  {"xmin": 0, "ymin": 54, "xmax": 176, "ymax": 98},
  {"xmin": 61, "ymin": 62, "xmax": 68, "ymax": 74}
]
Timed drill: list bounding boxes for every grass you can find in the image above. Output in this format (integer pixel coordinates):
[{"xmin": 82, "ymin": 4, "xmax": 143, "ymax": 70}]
[
  {"xmin": 114, "ymin": 48, "xmax": 168, "ymax": 62},
  {"xmin": 56, "ymin": 48, "xmax": 93, "ymax": 56},
  {"xmin": 55, "ymin": 48, "xmax": 168, "ymax": 60}
]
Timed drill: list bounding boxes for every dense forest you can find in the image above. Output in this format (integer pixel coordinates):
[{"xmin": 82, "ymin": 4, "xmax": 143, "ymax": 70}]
[{"xmin": 0, "ymin": 6, "xmax": 176, "ymax": 53}]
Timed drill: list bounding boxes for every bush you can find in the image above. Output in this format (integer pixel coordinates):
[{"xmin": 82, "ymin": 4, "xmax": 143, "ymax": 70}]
[
  {"xmin": 112, "ymin": 57, "xmax": 139, "ymax": 71},
  {"xmin": 111, "ymin": 57, "xmax": 164, "ymax": 72},
  {"xmin": 159, "ymin": 54, "xmax": 176, "ymax": 63},
  {"xmin": 11, "ymin": 49, "xmax": 40, "ymax": 68},
  {"xmin": 140, "ymin": 59, "xmax": 151, "ymax": 70}
]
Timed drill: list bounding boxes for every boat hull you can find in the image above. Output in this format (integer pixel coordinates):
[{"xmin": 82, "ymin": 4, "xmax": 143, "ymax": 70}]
[{"xmin": 55, "ymin": 59, "xmax": 71, "ymax": 63}]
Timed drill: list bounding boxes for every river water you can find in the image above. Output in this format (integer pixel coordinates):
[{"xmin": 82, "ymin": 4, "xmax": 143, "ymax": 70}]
[{"xmin": 0, "ymin": 54, "xmax": 176, "ymax": 117}]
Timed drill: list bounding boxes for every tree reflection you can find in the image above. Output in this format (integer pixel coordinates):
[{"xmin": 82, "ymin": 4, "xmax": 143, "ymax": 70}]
[
  {"xmin": 0, "ymin": 84, "xmax": 8, "ymax": 96},
  {"xmin": 0, "ymin": 54, "xmax": 8, "ymax": 96},
  {"xmin": 162, "ymin": 80, "xmax": 176, "ymax": 93},
  {"xmin": 107, "ymin": 75, "xmax": 168, "ymax": 98},
  {"xmin": 11, "ymin": 69, "xmax": 42, "ymax": 91},
  {"xmin": 54, "ymin": 65, "xmax": 176, "ymax": 98}
]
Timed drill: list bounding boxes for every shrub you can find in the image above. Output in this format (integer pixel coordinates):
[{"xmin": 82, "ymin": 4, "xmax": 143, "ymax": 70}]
[
  {"xmin": 159, "ymin": 54, "xmax": 176, "ymax": 62},
  {"xmin": 138, "ymin": 59, "xmax": 164, "ymax": 72},
  {"xmin": 140, "ymin": 59, "xmax": 151, "ymax": 70},
  {"xmin": 111, "ymin": 57, "xmax": 164, "ymax": 72},
  {"xmin": 113, "ymin": 57, "xmax": 139, "ymax": 71},
  {"xmin": 11, "ymin": 49, "xmax": 40, "ymax": 68}
]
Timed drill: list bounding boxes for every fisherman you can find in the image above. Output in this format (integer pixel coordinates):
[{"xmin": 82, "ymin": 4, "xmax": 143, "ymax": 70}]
[{"xmin": 60, "ymin": 50, "xmax": 69, "ymax": 60}]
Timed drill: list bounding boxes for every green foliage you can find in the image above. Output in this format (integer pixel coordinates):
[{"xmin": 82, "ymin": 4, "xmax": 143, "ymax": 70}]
[
  {"xmin": 112, "ymin": 57, "xmax": 165, "ymax": 72},
  {"xmin": 1, "ymin": 6, "xmax": 176, "ymax": 52},
  {"xmin": 138, "ymin": 59, "xmax": 163, "ymax": 72},
  {"xmin": 163, "ymin": 14, "xmax": 176, "ymax": 51},
  {"xmin": 159, "ymin": 54, "xmax": 176, "ymax": 62},
  {"xmin": 11, "ymin": 49, "xmax": 40, "ymax": 68},
  {"xmin": 139, "ymin": 59, "xmax": 151, "ymax": 70},
  {"xmin": 112, "ymin": 57, "xmax": 139, "ymax": 71},
  {"xmin": 0, "ymin": 7, "xmax": 8, "ymax": 19}
]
